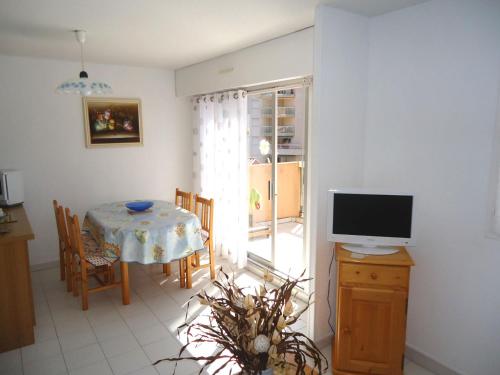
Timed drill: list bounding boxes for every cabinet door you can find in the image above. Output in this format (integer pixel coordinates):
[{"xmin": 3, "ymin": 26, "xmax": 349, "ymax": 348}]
[{"xmin": 335, "ymin": 287, "xmax": 407, "ymax": 374}]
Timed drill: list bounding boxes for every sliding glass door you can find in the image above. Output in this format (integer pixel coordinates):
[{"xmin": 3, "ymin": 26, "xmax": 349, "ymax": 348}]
[
  {"xmin": 248, "ymin": 91, "xmax": 276, "ymax": 265},
  {"xmin": 247, "ymin": 86, "xmax": 308, "ymax": 277}
]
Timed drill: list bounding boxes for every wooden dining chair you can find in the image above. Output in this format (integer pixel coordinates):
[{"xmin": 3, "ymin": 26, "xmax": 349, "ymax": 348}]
[
  {"xmin": 175, "ymin": 187, "xmax": 193, "ymax": 211},
  {"xmin": 65, "ymin": 208, "xmax": 122, "ymax": 310},
  {"xmin": 53, "ymin": 200, "xmax": 72, "ymax": 292},
  {"xmin": 163, "ymin": 188, "xmax": 193, "ymax": 287},
  {"xmin": 191, "ymin": 195, "xmax": 215, "ymax": 280},
  {"xmin": 176, "ymin": 195, "xmax": 215, "ymax": 289}
]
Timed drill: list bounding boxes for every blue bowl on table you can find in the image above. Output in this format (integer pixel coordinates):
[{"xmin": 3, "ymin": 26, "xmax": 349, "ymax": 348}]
[{"xmin": 125, "ymin": 201, "xmax": 154, "ymax": 212}]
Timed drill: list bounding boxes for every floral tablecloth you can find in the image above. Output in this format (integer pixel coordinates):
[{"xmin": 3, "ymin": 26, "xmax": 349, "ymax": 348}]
[{"xmin": 83, "ymin": 200, "xmax": 204, "ymax": 264}]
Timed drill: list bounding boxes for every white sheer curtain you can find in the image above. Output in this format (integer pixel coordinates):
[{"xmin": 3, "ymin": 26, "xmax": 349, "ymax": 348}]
[{"xmin": 193, "ymin": 90, "xmax": 248, "ymax": 268}]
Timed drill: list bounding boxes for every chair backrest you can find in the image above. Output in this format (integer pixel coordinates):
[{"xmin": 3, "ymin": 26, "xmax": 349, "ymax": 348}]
[
  {"xmin": 57, "ymin": 205, "xmax": 71, "ymax": 252},
  {"xmin": 64, "ymin": 208, "xmax": 85, "ymax": 261},
  {"xmin": 53, "ymin": 200, "xmax": 70, "ymax": 249},
  {"xmin": 194, "ymin": 194, "xmax": 214, "ymax": 238},
  {"xmin": 175, "ymin": 188, "xmax": 193, "ymax": 211},
  {"xmin": 53, "ymin": 200, "xmax": 64, "ymax": 244}
]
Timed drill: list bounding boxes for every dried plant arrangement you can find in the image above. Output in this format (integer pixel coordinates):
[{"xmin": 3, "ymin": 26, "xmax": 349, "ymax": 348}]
[{"xmin": 154, "ymin": 268, "xmax": 328, "ymax": 374}]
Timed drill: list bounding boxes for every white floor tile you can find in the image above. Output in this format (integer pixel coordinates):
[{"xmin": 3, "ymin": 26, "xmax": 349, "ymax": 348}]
[
  {"xmin": 145, "ymin": 294, "xmax": 183, "ymax": 322},
  {"xmin": 405, "ymin": 360, "xmax": 436, "ymax": 375},
  {"xmin": 59, "ymin": 328, "xmax": 97, "ymax": 353},
  {"xmin": 34, "ymin": 323, "xmax": 58, "ymax": 342},
  {"xmin": 36, "ymin": 312, "xmax": 54, "ymax": 327},
  {"xmin": 21, "ymin": 337, "xmax": 61, "ymax": 363},
  {"xmin": 142, "ymin": 336, "xmax": 181, "ymax": 363},
  {"xmin": 134, "ymin": 284, "xmax": 166, "ymax": 300},
  {"xmin": 54, "ymin": 316, "xmax": 92, "ymax": 336},
  {"xmin": 116, "ymin": 301, "xmax": 150, "ymax": 319},
  {"xmin": 86, "ymin": 307, "xmax": 122, "ymax": 327},
  {"xmin": 23, "ymin": 353, "xmax": 67, "ymax": 375},
  {"xmin": 68, "ymin": 359, "xmax": 113, "ymax": 375},
  {"xmin": 0, "ymin": 349, "xmax": 22, "ymax": 375},
  {"xmin": 133, "ymin": 323, "xmax": 172, "ymax": 346},
  {"xmin": 126, "ymin": 365, "xmax": 159, "ymax": 375},
  {"xmin": 155, "ymin": 359, "xmax": 201, "ymax": 375},
  {"xmin": 63, "ymin": 343, "xmax": 105, "ymax": 370},
  {"xmin": 125, "ymin": 311, "xmax": 161, "ymax": 332},
  {"xmin": 0, "ymin": 366, "xmax": 22, "ymax": 375},
  {"xmin": 163, "ymin": 315, "xmax": 189, "ymax": 335},
  {"xmin": 34, "ymin": 301, "xmax": 51, "ymax": 316},
  {"xmin": 107, "ymin": 347, "xmax": 151, "ymax": 375},
  {"xmin": 99, "ymin": 332, "xmax": 141, "ymax": 358},
  {"xmin": 93, "ymin": 319, "xmax": 131, "ymax": 342}
]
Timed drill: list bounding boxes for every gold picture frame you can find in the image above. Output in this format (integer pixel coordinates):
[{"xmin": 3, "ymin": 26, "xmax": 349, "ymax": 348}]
[{"xmin": 83, "ymin": 97, "xmax": 143, "ymax": 147}]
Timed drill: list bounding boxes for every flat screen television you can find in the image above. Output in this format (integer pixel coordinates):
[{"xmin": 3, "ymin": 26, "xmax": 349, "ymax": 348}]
[{"xmin": 327, "ymin": 189, "xmax": 416, "ymax": 255}]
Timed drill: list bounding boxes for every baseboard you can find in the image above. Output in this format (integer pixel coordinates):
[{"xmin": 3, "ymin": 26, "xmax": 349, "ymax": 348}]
[
  {"xmin": 405, "ymin": 344, "xmax": 463, "ymax": 375},
  {"xmin": 30, "ymin": 260, "xmax": 59, "ymax": 272}
]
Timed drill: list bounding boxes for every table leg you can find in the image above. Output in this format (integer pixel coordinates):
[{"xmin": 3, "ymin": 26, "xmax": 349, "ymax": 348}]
[{"xmin": 120, "ymin": 262, "xmax": 130, "ymax": 305}]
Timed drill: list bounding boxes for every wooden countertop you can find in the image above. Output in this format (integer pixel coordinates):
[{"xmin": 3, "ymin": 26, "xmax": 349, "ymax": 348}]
[
  {"xmin": 335, "ymin": 242, "xmax": 414, "ymax": 267},
  {"xmin": 0, "ymin": 205, "xmax": 35, "ymax": 245}
]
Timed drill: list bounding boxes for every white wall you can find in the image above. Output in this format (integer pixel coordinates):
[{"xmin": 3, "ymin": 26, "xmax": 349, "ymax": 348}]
[
  {"xmin": 0, "ymin": 55, "xmax": 192, "ymax": 266},
  {"xmin": 309, "ymin": 4, "xmax": 369, "ymax": 342},
  {"xmin": 175, "ymin": 28, "xmax": 313, "ymax": 97},
  {"xmin": 363, "ymin": 1, "xmax": 500, "ymax": 373}
]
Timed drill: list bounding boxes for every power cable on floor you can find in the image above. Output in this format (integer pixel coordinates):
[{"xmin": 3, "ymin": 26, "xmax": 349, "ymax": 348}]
[{"xmin": 326, "ymin": 249, "xmax": 335, "ymax": 335}]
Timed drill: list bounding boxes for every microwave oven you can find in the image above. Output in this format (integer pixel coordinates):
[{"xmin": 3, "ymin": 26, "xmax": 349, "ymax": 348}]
[{"xmin": 0, "ymin": 169, "xmax": 24, "ymax": 206}]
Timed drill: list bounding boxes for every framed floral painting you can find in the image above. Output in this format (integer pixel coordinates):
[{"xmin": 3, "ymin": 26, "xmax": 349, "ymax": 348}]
[{"xmin": 83, "ymin": 97, "xmax": 143, "ymax": 147}]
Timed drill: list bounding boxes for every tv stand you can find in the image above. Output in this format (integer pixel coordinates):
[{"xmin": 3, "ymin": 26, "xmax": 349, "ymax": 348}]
[
  {"xmin": 332, "ymin": 243, "xmax": 414, "ymax": 375},
  {"xmin": 341, "ymin": 243, "xmax": 399, "ymax": 255}
]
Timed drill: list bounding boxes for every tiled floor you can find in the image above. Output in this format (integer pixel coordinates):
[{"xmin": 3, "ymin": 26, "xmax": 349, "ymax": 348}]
[{"xmin": 0, "ymin": 257, "xmax": 434, "ymax": 375}]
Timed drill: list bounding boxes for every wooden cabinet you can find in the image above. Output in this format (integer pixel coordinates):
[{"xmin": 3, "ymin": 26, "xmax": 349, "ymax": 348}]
[
  {"xmin": 0, "ymin": 205, "xmax": 35, "ymax": 352},
  {"xmin": 332, "ymin": 243, "xmax": 414, "ymax": 375}
]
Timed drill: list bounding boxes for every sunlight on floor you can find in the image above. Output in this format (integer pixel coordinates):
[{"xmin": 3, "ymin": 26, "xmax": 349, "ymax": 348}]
[{"xmin": 248, "ymin": 222, "xmax": 305, "ymax": 278}]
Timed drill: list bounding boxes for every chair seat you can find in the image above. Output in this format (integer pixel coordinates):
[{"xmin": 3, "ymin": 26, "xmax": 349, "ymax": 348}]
[{"xmin": 81, "ymin": 231, "xmax": 119, "ymax": 267}]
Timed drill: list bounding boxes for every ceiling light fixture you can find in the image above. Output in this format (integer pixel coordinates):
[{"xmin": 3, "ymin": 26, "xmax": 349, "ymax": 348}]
[{"xmin": 56, "ymin": 30, "xmax": 112, "ymax": 96}]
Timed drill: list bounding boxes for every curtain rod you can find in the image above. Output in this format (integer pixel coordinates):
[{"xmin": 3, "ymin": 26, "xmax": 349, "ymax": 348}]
[
  {"xmin": 194, "ymin": 90, "xmax": 246, "ymax": 103},
  {"xmin": 246, "ymin": 77, "xmax": 313, "ymax": 96},
  {"xmin": 192, "ymin": 76, "xmax": 312, "ymax": 99}
]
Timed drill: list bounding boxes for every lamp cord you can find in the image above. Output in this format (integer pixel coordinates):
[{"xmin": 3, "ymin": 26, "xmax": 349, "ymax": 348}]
[{"xmin": 79, "ymin": 41, "xmax": 85, "ymax": 72}]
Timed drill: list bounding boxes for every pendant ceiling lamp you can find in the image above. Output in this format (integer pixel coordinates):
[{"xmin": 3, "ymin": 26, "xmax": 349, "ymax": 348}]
[{"xmin": 56, "ymin": 30, "xmax": 112, "ymax": 96}]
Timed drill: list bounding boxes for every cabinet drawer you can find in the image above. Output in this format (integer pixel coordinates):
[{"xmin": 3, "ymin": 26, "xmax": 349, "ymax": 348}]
[{"xmin": 340, "ymin": 263, "xmax": 409, "ymax": 289}]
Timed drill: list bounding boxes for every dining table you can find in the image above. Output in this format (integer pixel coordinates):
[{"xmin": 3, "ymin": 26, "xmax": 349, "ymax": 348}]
[{"xmin": 83, "ymin": 200, "xmax": 205, "ymax": 304}]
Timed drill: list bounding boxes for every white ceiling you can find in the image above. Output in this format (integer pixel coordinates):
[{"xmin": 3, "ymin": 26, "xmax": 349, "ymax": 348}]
[{"xmin": 0, "ymin": 0, "xmax": 429, "ymax": 69}]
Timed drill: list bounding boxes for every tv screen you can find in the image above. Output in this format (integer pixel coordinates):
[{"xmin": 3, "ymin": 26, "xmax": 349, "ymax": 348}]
[{"xmin": 332, "ymin": 193, "xmax": 413, "ymax": 238}]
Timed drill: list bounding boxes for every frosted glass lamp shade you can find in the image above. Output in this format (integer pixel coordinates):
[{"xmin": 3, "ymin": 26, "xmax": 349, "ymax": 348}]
[
  {"xmin": 56, "ymin": 75, "xmax": 112, "ymax": 96},
  {"xmin": 56, "ymin": 31, "xmax": 112, "ymax": 96}
]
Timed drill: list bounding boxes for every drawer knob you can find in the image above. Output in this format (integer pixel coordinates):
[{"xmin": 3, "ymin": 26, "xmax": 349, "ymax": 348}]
[{"xmin": 370, "ymin": 272, "xmax": 378, "ymax": 280}]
